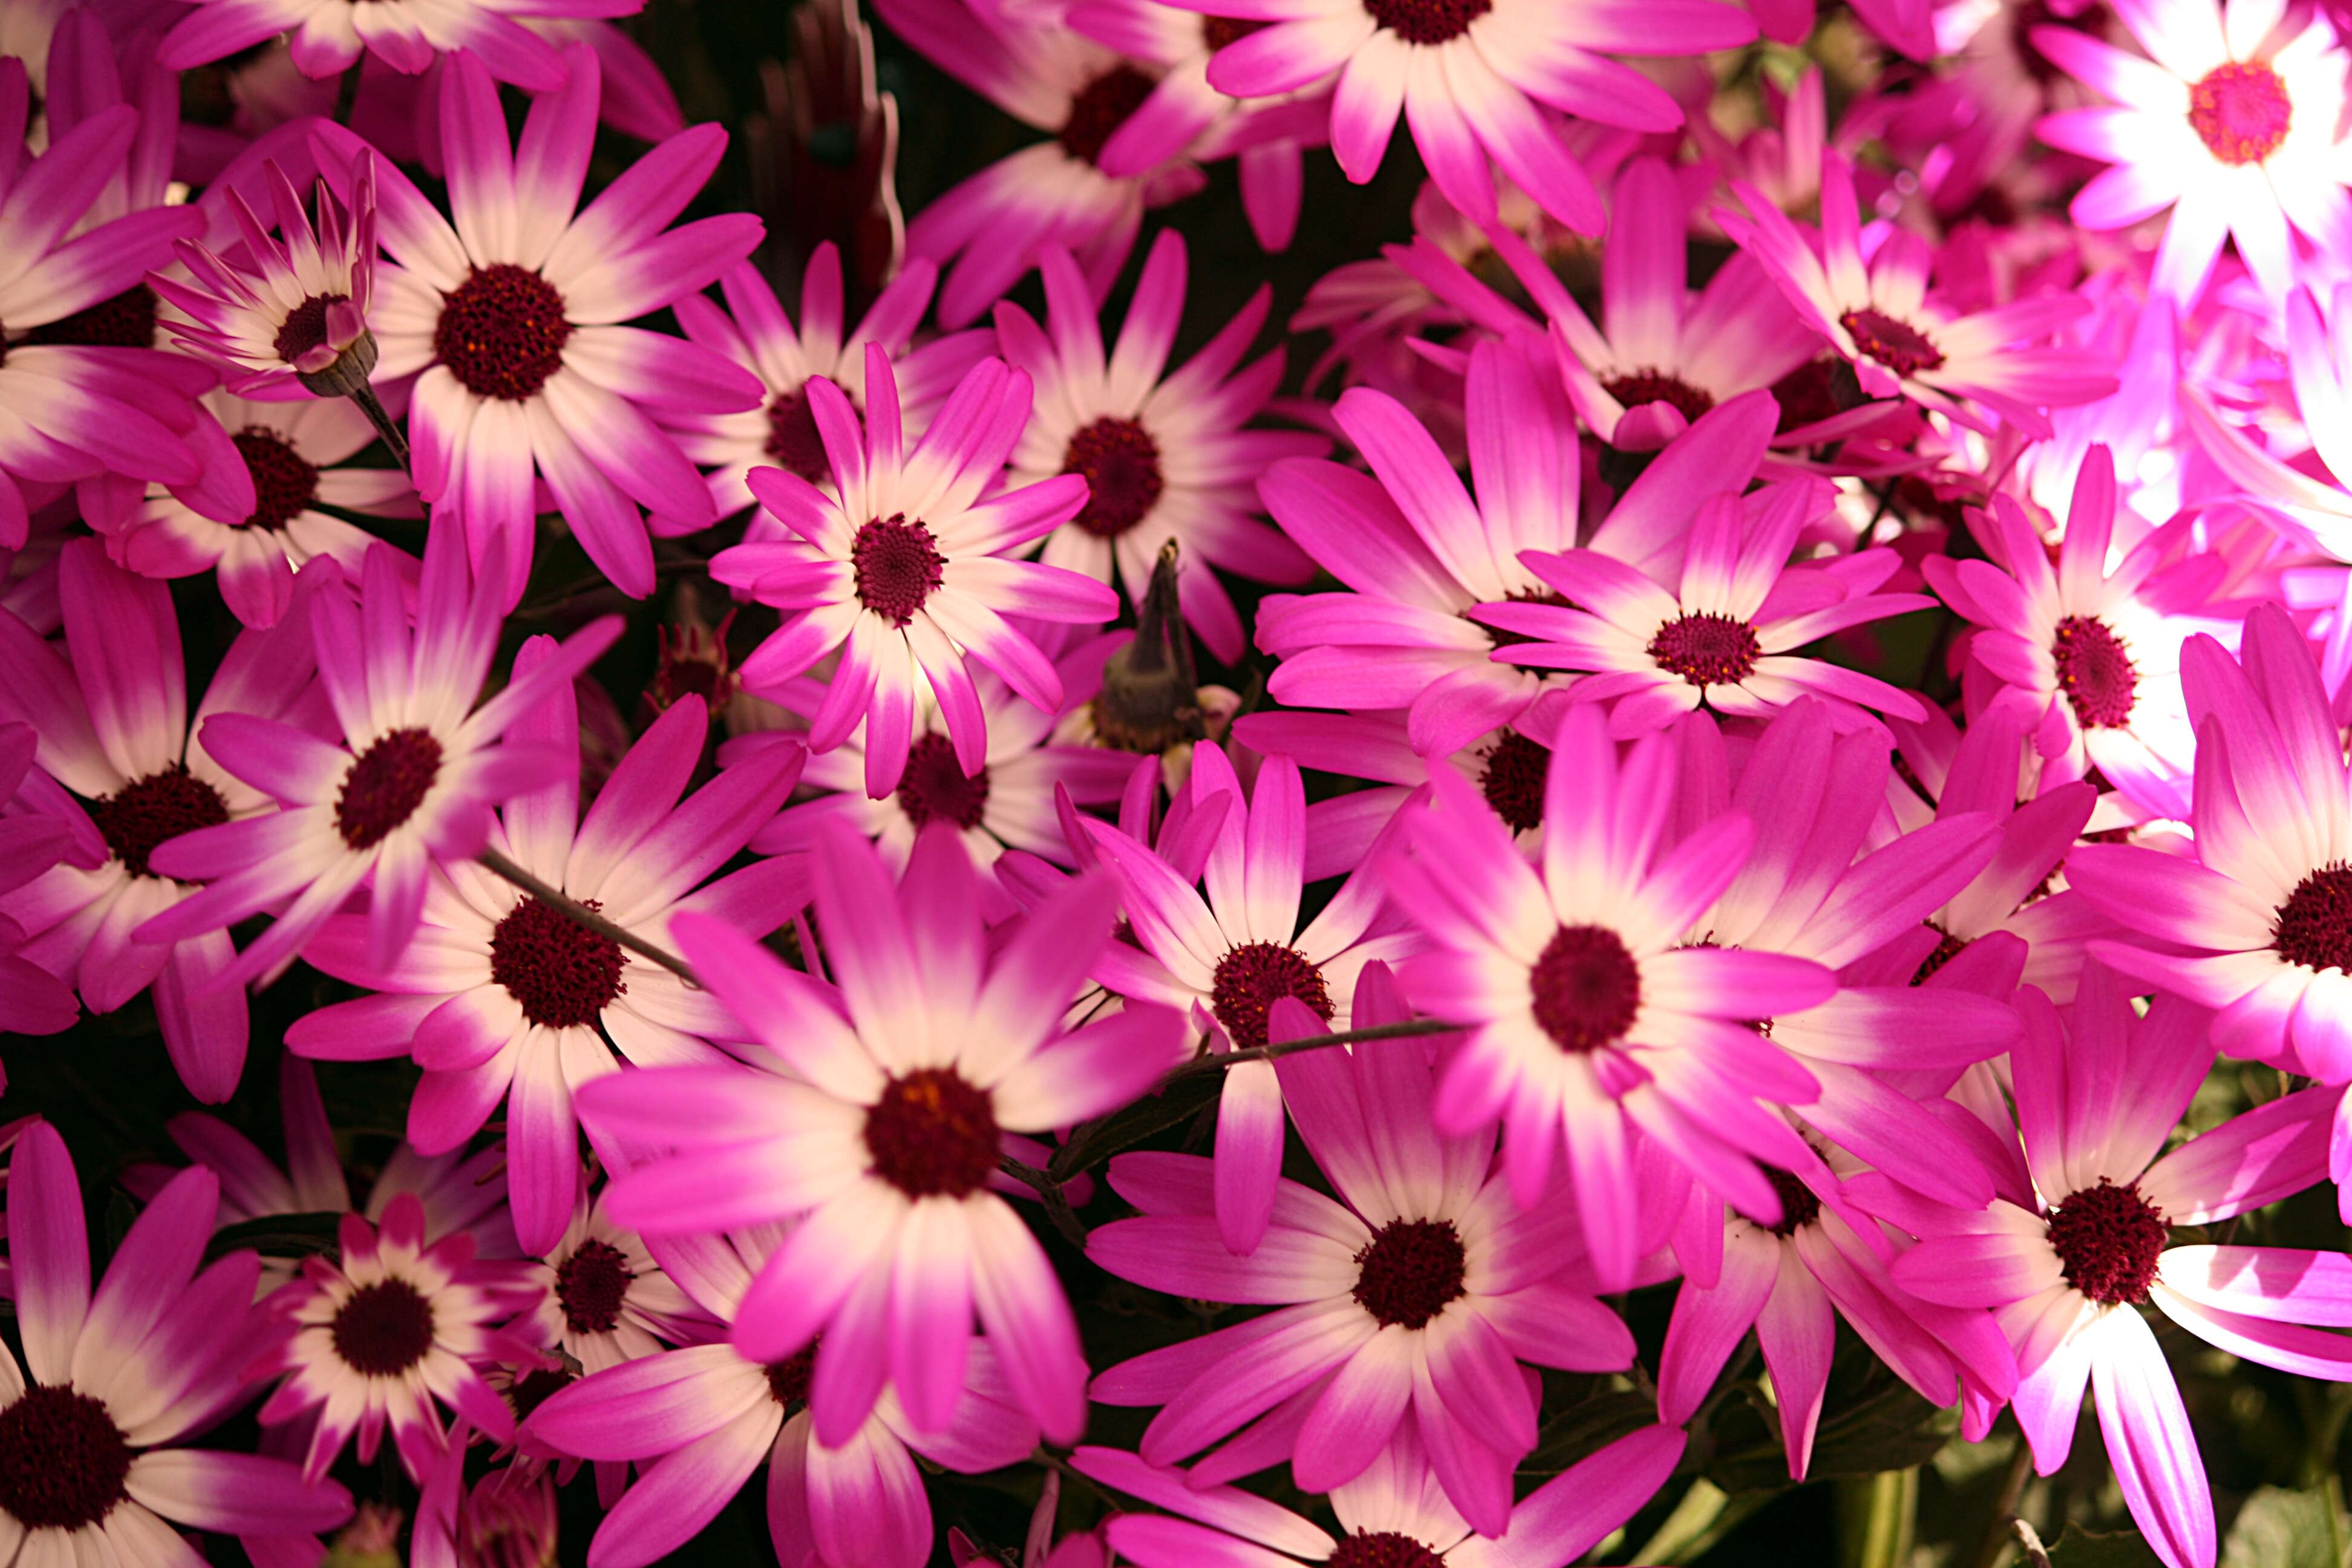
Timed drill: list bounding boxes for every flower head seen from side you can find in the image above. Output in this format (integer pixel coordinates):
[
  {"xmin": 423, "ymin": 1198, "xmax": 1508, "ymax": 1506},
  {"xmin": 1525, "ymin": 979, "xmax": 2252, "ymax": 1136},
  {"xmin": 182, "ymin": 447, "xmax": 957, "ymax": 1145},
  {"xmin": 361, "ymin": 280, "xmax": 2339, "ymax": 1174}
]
[
  {"xmin": 1922, "ymin": 446, "xmax": 2215, "ymax": 823},
  {"xmin": 132, "ymin": 529, "xmax": 623, "ymax": 986},
  {"xmin": 1477, "ymin": 482, "xmax": 1935, "ymax": 737},
  {"xmin": 1166, "ymin": 0, "xmax": 1756, "ymax": 233},
  {"xmin": 1254, "ymin": 336, "xmax": 1596, "ymax": 760},
  {"xmin": 868, "ymin": 0, "xmax": 1210, "ymax": 327},
  {"xmin": 2068, "ymin": 602, "xmax": 2352, "ymax": 1210},
  {"xmin": 284, "ymin": 651, "xmax": 806, "ymax": 1255},
  {"xmin": 258, "ymin": 1192, "xmax": 542, "ymax": 1483},
  {"xmin": 711, "ymin": 345, "xmax": 1121, "ymax": 798},
  {"xmin": 579, "ymin": 824, "xmax": 1190, "ymax": 1445},
  {"xmin": 152, "ymin": 155, "xmax": 379, "ymax": 398},
  {"xmin": 102, "ymin": 388, "xmax": 420, "ymax": 630},
  {"xmin": 1719, "ymin": 149, "xmax": 2117, "ymax": 436},
  {"xmin": 2033, "ymin": 0, "xmax": 2352, "ymax": 304},
  {"xmin": 0, "ymin": 542, "xmax": 323, "ymax": 1102},
  {"xmin": 1082, "ymin": 742, "xmax": 1426, "ymax": 1252},
  {"xmin": 1889, "ymin": 964, "xmax": 2352, "ymax": 1568},
  {"xmin": 1071, "ymin": 1420, "xmax": 1685, "ymax": 1568},
  {"xmin": 523, "ymin": 1225, "xmax": 1040, "ymax": 1568},
  {"xmin": 310, "ymin": 47, "xmax": 767, "ymax": 601},
  {"xmin": 1086, "ymin": 962, "xmax": 1636, "ymax": 1534},
  {"xmin": 667, "ymin": 246, "xmax": 988, "ymax": 521},
  {"xmin": 0, "ymin": 73, "xmax": 218, "ymax": 549},
  {"xmin": 0, "ymin": 1120, "xmax": 356, "ymax": 1556},
  {"xmin": 996, "ymin": 232, "xmax": 1321, "ymax": 664},
  {"xmin": 1389, "ymin": 703, "xmax": 1839, "ymax": 1289},
  {"xmin": 158, "ymin": 0, "xmax": 621, "ymax": 92}
]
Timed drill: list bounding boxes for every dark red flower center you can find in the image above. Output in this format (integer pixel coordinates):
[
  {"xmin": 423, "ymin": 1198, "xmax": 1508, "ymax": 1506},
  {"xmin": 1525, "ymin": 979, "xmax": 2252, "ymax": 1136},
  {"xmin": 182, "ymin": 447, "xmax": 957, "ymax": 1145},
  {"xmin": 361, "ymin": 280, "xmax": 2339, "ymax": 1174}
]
[
  {"xmin": 897, "ymin": 733, "xmax": 991, "ymax": 831},
  {"xmin": 864, "ymin": 1068, "xmax": 1001, "ymax": 1198},
  {"xmin": 1351, "ymin": 1218, "xmax": 1467, "ymax": 1330},
  {"xmin": 1059, "ymin": 67, "xmax": 1157, "ymax": 166},
  {"xmin": 767, "ymin": 1342, "xmax": 818, "ymax": 1410},
  {"xmin": 1770, "ymin": 358, "xmax": 1852, "ymax": 434},
  {"xmin": 332, "ymin": 1278, "xmax": 437, "ymax": 1376},
  {"xmin": 1764, "ymin": 1166, "xmax": 1821, "ymax": 1236},
  {"xmin": 2046, "ymin": 1179, "xmax": 2167, "ymax": 1305},
  {"xmin": 851, "ymin": 514, "xmax": 946, "ymax": 626},
  {"xmin": 2189, "ymin": 60, "xmax": 2291, "ymax": 165},
  {"xmin": 90, "ymin": 765, "xmax": 230, "ymax": 879},
  {"xmin": 1840, "ymin": 309, "xmax": 1945, "ymax": 376},
  {"xmin": 505, "ymin": 1365, "xmax": 573, "ymax": 1422},
  {"xmin": 273, "ymin": 292, "xmax": 349, "ymax": 364},
  {"xmin": 555, "ymin": 1239, "xmax": 635, "ymax": 1334},
  {"xmin": 435, "ymin": 264, "xmax": 573, "ymax": 402},
  {"xmin": 1531, "ymin": 924, "xmax": 1641, "ymax": 1053},
  {"xmin": 24, "ymin": 284, "xmax": 158, "ymax": 349},
  {"xmin": 1478, "ymin": 730, "xmax": 1550, "ymax": 835},
  {"xmin": 1203, "ymin": 15, "xmax": 1268, "ymax": 48},
  {"xmin": 0, "ymin": 1385, "xmax": 133, "ymax": 1531},
  {"xmin": 1210, "ymin": 939, "xmax": 1334, "ymax": 1051},
  {"xmin": 2274, "ymin": 862, "xmax": 2352, "ymax": 972},
  {"xmin": 491, "ymin": 895, "xmax": 629, "ymax": 1030},
  {"xmin": 1649, "ymin": 612, "xmax": 1762, "ymax": 687},
  {"xmin": 336, "ymin": 727, "xmax": 443, "ymax": 849},
  {"xmin": 234, "ymin": 426, "xmax": 322, "ymax": 531},
  {"xmin": 1603, "ymin": 370, "xmax": 1716, "ymax": 426},
  {"xmin": 1365, "ymin": 0, "xmax": 1491, "ymax": 45},
  {"xmin": 765, "ymin": 385, "xmax": 835, "ymax": 486},
  {"xmin": 1062, "ymin": 416, "xmax": 1166, "ymax": 538},
  {"xmin": 2051, "ymin": 614, "xmax": 2138, "ymax": 730},
  {"xmin": 1329, "ymin": 1532, "xmax": 1446, "ymax": 1568},
  {"xmin": 1910, "ymin": 925, "xmax": 1969, "ymax": 985}
]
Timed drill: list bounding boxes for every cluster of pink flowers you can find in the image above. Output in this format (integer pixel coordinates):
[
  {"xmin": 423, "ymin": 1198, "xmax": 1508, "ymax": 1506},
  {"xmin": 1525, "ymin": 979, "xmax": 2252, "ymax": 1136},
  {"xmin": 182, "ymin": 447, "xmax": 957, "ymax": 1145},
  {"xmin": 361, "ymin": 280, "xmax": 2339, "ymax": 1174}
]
[{"xmin": 12, "ymin": 0, "xmax": 2352, "ymax": 1561}]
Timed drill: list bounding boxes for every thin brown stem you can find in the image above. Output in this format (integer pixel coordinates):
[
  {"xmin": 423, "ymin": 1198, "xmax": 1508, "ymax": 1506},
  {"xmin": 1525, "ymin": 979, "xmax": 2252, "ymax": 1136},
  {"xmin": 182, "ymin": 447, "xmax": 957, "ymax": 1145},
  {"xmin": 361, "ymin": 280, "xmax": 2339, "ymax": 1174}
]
[
  {"xmin": 349, "ymin": 381, "xmax": 410, "ymax": 474},
  {"xmin": 1161, "ymin": 1017, "xmax": 1462, "ymax": 1080},
  {"xmin": 998, "ymin": 1156, "xmax": 1088, "ymax": 1247},
  {"xmin": 476, "ymin": 846, "xmax": 702, "ymax": 987}
]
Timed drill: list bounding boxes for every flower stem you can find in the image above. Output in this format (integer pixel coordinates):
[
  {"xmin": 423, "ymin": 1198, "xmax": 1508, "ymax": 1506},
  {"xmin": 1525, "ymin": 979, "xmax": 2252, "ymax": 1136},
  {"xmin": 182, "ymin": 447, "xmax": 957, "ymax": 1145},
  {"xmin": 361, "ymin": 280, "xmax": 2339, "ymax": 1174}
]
[
  {"xmin": 1161, "ymin": 1016, "xmax": 1462, "ymax": 1079},
  {"xmin": 475, "ymin": 846, "xmax": 702, "ymax": 987},
  {"xmin": 349, "ymin": 381, "xmax": 411, "ymax": 474}
]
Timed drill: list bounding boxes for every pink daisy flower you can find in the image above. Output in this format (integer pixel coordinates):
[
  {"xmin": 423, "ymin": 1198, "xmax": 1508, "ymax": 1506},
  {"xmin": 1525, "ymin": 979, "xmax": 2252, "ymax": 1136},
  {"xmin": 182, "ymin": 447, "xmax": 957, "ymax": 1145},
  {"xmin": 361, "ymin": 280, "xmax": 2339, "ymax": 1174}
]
[
  {"xmin": 0, "ymin": 542, "xmax": 326, "ymax": 1101},
  {"xmin": 1164, "ymin": 0, "xmax": 1754, "ymax": 232},
  {"xmin": 730, "ymin": 633, "xmax": 1137, "ymax": 908},
  {"xmin": 1887, "ymin": 964, "xmax": 2352, "ymax": 1568},
  {"xmin": 0, "ymin": 1122, "xmax": 356, "ymax": 1561},
  {"xmin": 0, "ymin": 723, "xmax": 79, "ymax": 1044},
  {"xmin": 1071, "ymin": 1421, "xmax": 1685, "ymax": 1568},
  {"xmin": 2034, "ymin": 0, "xmax": 2352, "ymax": 304},
  {"xmin": 1477, "ymin": 482, "xmax": 1935, "ymax": 737},
  {"xmin": 310, "ymin": 47, "xmax": 766, "ymax": 601},
  {"xmin": 666, "ymin": 246, "xmax": 988, "ymax": 520},
  {"xmin": 524, "ymin": 1224, "xmax": 1040, "ymax": 1568},
  {"xmin": 1388, "ymin": 702, "xmax": 1839, "ymax": 1289},
  {"xmin": 1922, "ymin": 447, "xmax": 2221, "ymax": 823},
  {"xmin": 0, "ymin": 79, "xmax": 222, "ymax": 549},
  {"xmin": 578, "ymin": 825, "xmax": 1189, "ymax": 1443},
  {"xmin": 1254, "ymin": 337, "xmax": 1606, "ymax": 760},
  {"xmin": 2069, "ymin": 604, "xmax": 2352, "ymax": 1194},
  {"xmin": 100, "ymin": 388, "xmax": 421, "ymax": 630},
  {"xmin": 1658, "ymin": 1127, "xmax": 2019, "ymax": 1481},
  {"xmin": 512, "ymin": 1189, "xmax": 701, "ymax": 1377},
  {"xmin": 872, "ymin": 0, "xmax": 1210, "ymax": 327},
  {"xmin": 1086, "ymin": 962, "xmax": 1634, "ymax": 1534},
  {"xmin": 710, "ymin": 345, "xmax": 1121, "ymax": 799},
  {"xmin": 132, "ymin": 531, "xmax": 622, "ymax": 985},
  {"xmin": 151, "ymin": 155, "xmax": 381, "ymax": 399},
  {"xmin": 996, "ymin": 232, "xmax": 1321, "ymax": 664},
  {"xmin": 158, "ymin": 0, "xmax": 630, "ymax": 92},
  {"xmin": 1081, "ymin": 743, "xmax": 1425, "ymax": 1253},
  {"xmin": 257, "ymin": 1193, "xmax": 541, "ymax": 1483},
  {"xmin": 283, "ymin": 642, "xmax": 806, "ymax": 1255},
  {"xmin": 1717, "ymin": 149, "xmax": 2117, "ymax": 437}
]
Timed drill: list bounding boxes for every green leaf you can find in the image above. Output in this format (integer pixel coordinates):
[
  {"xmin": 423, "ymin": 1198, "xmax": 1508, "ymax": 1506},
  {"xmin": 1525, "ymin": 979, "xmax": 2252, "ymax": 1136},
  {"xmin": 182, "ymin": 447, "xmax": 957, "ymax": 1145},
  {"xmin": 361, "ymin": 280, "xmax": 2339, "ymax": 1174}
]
[
  {"xmin": 2221, "ymin": 1485, "xmax": 2348, "ymax": 1568},
  {"xmin": 204, "ymin": 1210, "xmax": 346, "ymax": 1263},
  {"xmin": 1517, "ymin": 1388, "xmax": 1658, "ymax": 1477},
  {"xmin": 1704, "ymin": 1377, "xmax": 1955, "ymax": 1494},
  {"xmin": 2040, "ymin": 1522, "xmax": 2169, "ymax": 1567}
]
